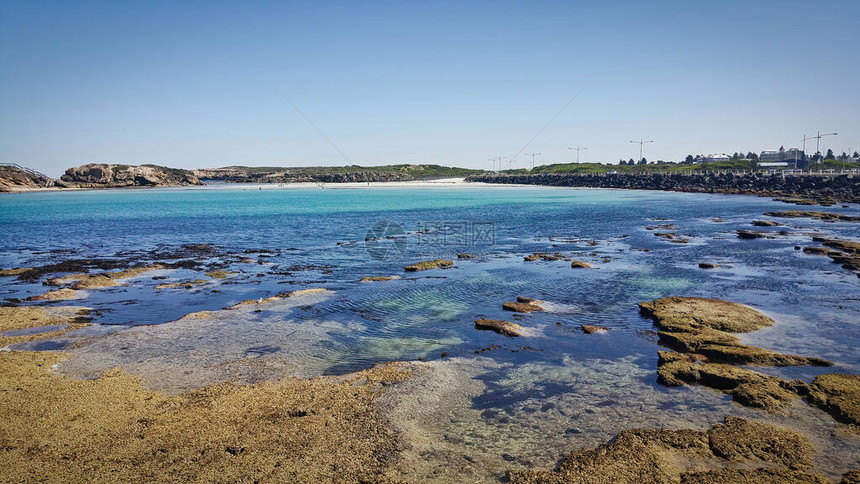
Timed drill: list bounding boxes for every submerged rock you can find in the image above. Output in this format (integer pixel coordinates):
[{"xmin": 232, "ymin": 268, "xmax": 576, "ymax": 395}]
[
  {"xmin": 751, "ymin": 220, "xmax": 781, "ymax": 227},
  {"xmin": 474, "ymin": 318, "xmax": 523, "ymax": 337},
  {"xmin": 580, "ymin": 325, "xmax": 608, "ymax": 334},
  {"xmin": 697, "ymin": 262, "xmax": 720, "ymax": 269},
  {"xmin": 570, "ymin": 260, "xmax": 592, "ymax": 268},
  {"xmin": 404, "ymin": 259, "xmax": 454, "ymax": 271},
  {"xmin": 524, "ymin": 252, "xmax": 571, "ymax": 262},
  {"xmin": 48, "ymin": 265, "xmax": 166, "ymax": 289},
  {"xmin": 155, "ymin": 279, "xmax": 208, "ymax": 290},
  {"xmin": 653, "ymin": 232, "xmax": 690, "ymax": 243},
  {"xmin": 509, "ymin": 417, "xmax": 825, "ymax": 484},
  {"xmin": 456, "ymin": 253, "xmax": 477, "ymax": 259},
  {"xmin": 804, "ymin": 237, "xmax": 860, "ymax": 276},
  {"xmin": 360, "ymin": 275, "xmax": 402, "ymax": 282},
  {"xmin": 0, "ymin": 267, "xmax": 32, "ymax": 277}
]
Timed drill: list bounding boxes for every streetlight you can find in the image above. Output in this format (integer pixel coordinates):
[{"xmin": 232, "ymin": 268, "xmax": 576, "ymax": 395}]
[
  {"xmin": 525, "ymin": 152, "xmax": 541, "ymax": 171},
  {"xmin": 568, "ymin": 146, "xmax": 588, "ymax": 164},
  {"xmin": 629, "ymin": 138, "xmax": 654, "ymax": 164},
  {"xmin": 804, "ymin": 131, "xmax": 837, "ymax": 163}
]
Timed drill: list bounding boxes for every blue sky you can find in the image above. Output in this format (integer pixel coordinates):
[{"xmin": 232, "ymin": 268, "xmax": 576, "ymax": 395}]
[{"xmin": 1, "ymin": 0, "xmax": 858, "ymax": 176}]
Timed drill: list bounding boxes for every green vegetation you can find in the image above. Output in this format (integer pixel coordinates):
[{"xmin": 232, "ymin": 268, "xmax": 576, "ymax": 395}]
[
  {"xmin": 214, "ymin": 164, "xmax": 482, "ymax": 179},
  {"xmin": 141, "ymin": 164, "xmax": 196, "ymax": 177}
]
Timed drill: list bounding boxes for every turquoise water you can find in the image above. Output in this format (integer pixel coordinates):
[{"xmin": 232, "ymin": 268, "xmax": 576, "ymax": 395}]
[{"xmin": 1, "ymin": 184, "xmax": 859, "ymax": 478}]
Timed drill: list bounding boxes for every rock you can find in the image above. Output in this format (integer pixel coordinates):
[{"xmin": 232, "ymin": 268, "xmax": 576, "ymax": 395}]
[
  {"xmin": 26, "ymin": 288, "xmax": 86, "ymax": 301},
  {"xmin": 698, "ymin": 262, "xmax": 720, "ymax": 269},
  {"xmin": 0, "ymin": 267, "xmax": 32, "ymax": 277},
  {"xmin": 751, "ymin": 220, "xmax": 780, "ymax": 227},
  {"xmin": 205, "ymin": 270, "xmax": 236, "ymax": 279},
  {"xmin": 464, "ymin": 173, "xmax": 860, "ymax": 205},
  {"xmin": 0, "ymin": 164, "xmax": 56, "ymax": 191},
  {"xmin": 524, "ymin": 252, "xmax": 570, "ymax": 262},
  {"xmin": 842, "ymin": 469, "xmax": 860, "ymax": 484},
  {"xmin": 806, "ymin": 373, "xmax": 860, "ymax": 426},
  {"xmin": 474, "ymin": 318, "xmax": 522, "ymax": 337},
  {"xmin": 803, "ymin": 238, "xmax": 860, "ymax": 275},
  {"xmin": 640, "ymin": 297, "xmax": 834, "ymax": 412},
  {"xmin": 706, "ymin": 416, "xmax": 814, "ymax": 469},
  {"xmin": 680, "ymin": 468, "xmax": 830, "ymax": 484},
  {"xmin": 155, "ymin": 279, "xmax": 208, "ymax": 290},
  {"xmin": 580, "ymin": 325, "xmax": 608, "ymax": 334},
  {"xmin": 653, "ymin": 232, "xmax": 690, "ymax": 243},
  {"xmin": 502, "ymin": 298, "xmax": 544, "ymax": 313},
  {"xmin": 737, "ymin": 230, "xmax": 777, "ymax": 239},
  {"xmin": 48, "ymin": 265, "xmax": 166, "ymax": 290},
  {"xmin": 60, "ymin": 164, "xmax": 203, "ymax": 188},
  {"xmin": 404, "ymin": 259, "xmax": 454, "ymax": 271},
  {"xmin": 763, "ymin": 210, "xmax": 860, "ymax": 222},
  {"xmin": 456, "ymin": 253, "xmax": 476, "ymax": 259},
  {"xmin": 360, "ymin": 276, "xmax": 402, "ymax": 282},
  {"xmin": 570, "ymin": 260, "xmax": 592, "ymax": 268},
  {"xmin": 509, "ymin": 417, "xmax": 825, "ymax": 484}
]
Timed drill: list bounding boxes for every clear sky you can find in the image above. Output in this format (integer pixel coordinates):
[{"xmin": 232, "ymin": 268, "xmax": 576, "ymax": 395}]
[{"xmin": 1, "ymin": 0, "xmax": 858, "ymax": 176}]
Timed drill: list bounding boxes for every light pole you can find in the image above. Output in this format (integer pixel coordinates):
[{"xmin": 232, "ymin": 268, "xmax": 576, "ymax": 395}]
[
  {"xmin": 805, "ymin": 131, "xmax": 837, "ymax": 163},
  {"xmin": 629, "ymin": 138, "xmax": 654, "ymax": 164},
  {"xmin": 525, "ymin": 152, "xmax": 541, "ymax": 171},
  {"xmin": 568, "ymin": 146, "xmax": 587, "ymax": 163}
]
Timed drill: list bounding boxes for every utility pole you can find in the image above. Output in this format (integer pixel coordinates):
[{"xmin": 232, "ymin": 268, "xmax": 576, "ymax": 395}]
[
  {"xmin": 629, "ymin": 138, "xmax": 654, "ymax": 164},
  {"xmin": 568, "ymin": 146, "xmax": 587, "ymax": 163},
  {"xmin": 525, "ymin": 152, "xmax": 541, "ymax": 171}
]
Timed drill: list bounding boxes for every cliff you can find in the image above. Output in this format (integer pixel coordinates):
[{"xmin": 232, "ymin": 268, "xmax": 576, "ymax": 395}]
[
  {"xmin": 61, "ymin": 164, "xmax": 203, "ymax": 188},
  {"xmin": 466, "ymin": 173, "xmax": 860, "ymax": 204},
  {"xmin": 0, "ymin": 164, "xmax": 57, "ymax": 192}
]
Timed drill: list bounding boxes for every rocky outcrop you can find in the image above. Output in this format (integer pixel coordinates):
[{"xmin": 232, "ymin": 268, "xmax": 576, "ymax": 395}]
[
  {"xmin": 467, "ymin": 173, "xmax": 860, "ymax": 203},
  {"xmin": 194, "ymin": 164, "xmax": 479, "ymax": 183},
  {"xmin": 0, "ymin": 164, "xmax": 56, "ymax": 191},
  {"xmin": 404, "ymin": 259, "xmax": 454, "ymax": 271},
  {"xmin": 510, "ymin": 417, "xmax": 828, "ymax": 484},
  {"xmin": 474, "ymin": 318, "xmax": 522, "ymax": 336},
  {"xmin": 61, "ymin": 164, "xmax": 202, "ymax": 188}
]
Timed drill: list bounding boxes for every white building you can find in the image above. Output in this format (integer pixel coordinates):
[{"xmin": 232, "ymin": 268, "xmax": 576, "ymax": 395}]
[
  {"xmin": 760, "ymin": 146, "xmax": 803, "ymax": 162},
  {"xmin": 700, "ymin": 153, "xmax": 731, "ymax": 163}
]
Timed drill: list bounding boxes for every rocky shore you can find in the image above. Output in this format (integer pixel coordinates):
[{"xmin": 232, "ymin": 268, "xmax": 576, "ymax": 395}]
[
  {"xmin": 467, "ymin": 173, "xmax": 860, "ymax": 204},
  {"xmin": 61, "ymin": 163, "xmax": 203, "ymax": 188}
]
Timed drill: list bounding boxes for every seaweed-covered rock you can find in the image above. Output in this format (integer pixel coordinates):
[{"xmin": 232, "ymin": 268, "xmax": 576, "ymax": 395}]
[
  {"xmin": 404, "ymin": 259, "xmax": 454, "ymax": 271},
  {"xmin": 639, "ymin": 297, "xmax": 774, "ymax": 333},
  {"xmin": 737, "ymin": 230, "xmax": 778, "ymax": 239},
  {"xmin": 524, "ymin": 252, "xmax": 570, "ymax": 262},
  {"xmin": 509, "ymin": 417, "xmax": 823, "ymax": 484},
  {"xmin": 763, "ymin": 210, "xmax": 860, "ymax": 222},
  {"xmin": 706, "ymin": 416, "xmax": 814, "ymax": 469},
  {"xmin": 474, "ymin": 318, "xmax": 522, "ymax": 337},
  {"xmin": 807, "ymin": 373, "xmax": 860, "ymax": 426},
  {"xmin": 680, "ymin": 468, "xmax": 829, "ymax": 484},
  {"xmin": 360, "ymin": 275, "xmax": 402, "ymax": 282},
  {"xmin": 581, "ymin": 325, "xmax": 608, "ymax": 334},
  {"xmin": 570, "ymin": 260, "xmax": 592, "ymax": 268}
]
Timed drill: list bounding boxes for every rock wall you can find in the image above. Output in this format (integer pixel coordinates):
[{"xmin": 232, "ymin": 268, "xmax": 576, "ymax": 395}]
[
  {"xmin": 61, "ymin": 164, "xmax": 203, "ymax": 188},
  {"xmin": 466, "ymin": 173, "xmax": 860, "ymax": 203}
]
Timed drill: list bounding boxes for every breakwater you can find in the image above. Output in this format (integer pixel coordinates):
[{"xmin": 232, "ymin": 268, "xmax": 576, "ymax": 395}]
[{"xmin": 466, "ymin": 172, "xmax": 860, "ymax": 203}]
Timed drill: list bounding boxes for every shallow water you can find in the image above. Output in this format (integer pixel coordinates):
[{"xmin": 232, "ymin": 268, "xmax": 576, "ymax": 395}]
[{"xmin": 1, "ymin": 184, "xmax": 859, "ymax": 479}]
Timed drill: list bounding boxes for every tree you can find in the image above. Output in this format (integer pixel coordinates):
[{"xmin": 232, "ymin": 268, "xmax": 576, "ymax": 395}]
[
  {"xmin": 747, "ymin": 152, "xmax": 758, "ymax": 161},
  {"xmin": 826, "ymin": 149, "xmax": 834, "ymax": 160},
  {"xmin": 854, "ymin": 151, "xmax": 859, "ymax": 158},
  {"xmin": 731, "ymin": 152, "xmax": 740, "ymax": 160},
  {"xmin": 628, "ymin": 158, "xmax": 635, "ymax": 165},
  {"xmin": 684, "ymin": 155, "xmax": 694, "ymax": 163},
  {"xmin": 638, "ymin": 158, "xmax": 647, "ymax": 165}
]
